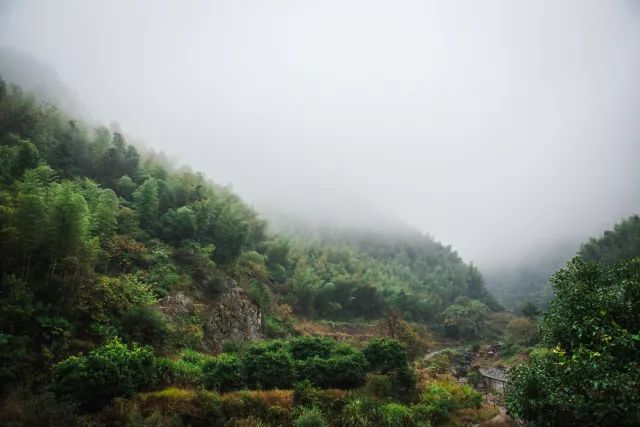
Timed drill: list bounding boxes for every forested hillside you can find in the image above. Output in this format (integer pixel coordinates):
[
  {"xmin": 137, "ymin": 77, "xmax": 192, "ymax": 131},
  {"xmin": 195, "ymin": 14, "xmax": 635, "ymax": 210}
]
[
  {"xmin": 579, "ymin": 215, "xmax": 640, "ymax": 264},
  {"xmin": 0, "ymin": 78, "xmax": 502, "ymax": 424}
]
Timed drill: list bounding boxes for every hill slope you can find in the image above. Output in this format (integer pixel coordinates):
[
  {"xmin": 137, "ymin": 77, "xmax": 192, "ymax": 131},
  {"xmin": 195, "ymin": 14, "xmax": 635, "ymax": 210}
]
[{"xmin": 0, "ymin": 77, "xmax": 498, "ymax": 391}]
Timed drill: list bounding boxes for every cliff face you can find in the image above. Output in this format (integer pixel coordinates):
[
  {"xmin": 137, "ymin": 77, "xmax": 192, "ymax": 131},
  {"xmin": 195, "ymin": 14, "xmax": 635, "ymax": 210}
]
[
  {"xmin": 202, "ymin": 280, "xmax": 263, "ymax": 352},
  {"xmin": 160, "ymin": 279, "xmax": 262, "ymax": 353}
]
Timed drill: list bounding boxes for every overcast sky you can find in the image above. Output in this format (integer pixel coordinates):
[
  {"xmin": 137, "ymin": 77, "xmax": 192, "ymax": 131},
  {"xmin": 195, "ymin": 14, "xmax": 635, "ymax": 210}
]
[{"xmin": 1, "ymin": 0, "xmax": 639, "ymax": 268}]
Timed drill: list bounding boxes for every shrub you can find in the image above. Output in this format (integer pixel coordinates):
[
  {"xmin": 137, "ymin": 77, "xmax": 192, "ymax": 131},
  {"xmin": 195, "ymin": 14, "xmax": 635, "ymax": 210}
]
[
  {"xmin": 419, "ymin": 383, "xmax": 458, "ymax": 423},
  {"xmin": 380, "ymin": 402, "xmax": 415, "ymax": 427},
  {"xmin": 119, "ymin": 306, "xmax": 170, "ymax": 350},
  {"xmin": 242, "ymin": 341, "xmax": 295, "ymax": 389},
  {"xmin": 466, "ymin": 367, "xmax": 483, "ymax": 388},
  {"xmin": 156, "ymin": 348, "xmax": 214, "ymax": 387},
  {"xmin": 289, "ymin": 336, "xmax": 336, "ymax": 360},
  {"xmin": 263, "ymin": 315, "xmax": 291, "ymax": 338},
  {"xmin": 341, "ymin": 397, "xmax": 378, "ymax": 427},
  {"xmin": 50, "ymin": 338, "xmax": 156, "ymax": 409},
  {"xmin": 364, "ymin": 374, "xmax": 394, "ymax": 400},
  {"xmin": 419, "ymin": 379, "xmax": 482, "ymax": 423},
  {"xmin": 156, "ymin": 357, "xmax": 202, "ymax": 387},
  {"xmin": 364, "ymin": 338, "xmax": 408, "ymax": 373},
  {"xmin": 222, "ymin": 339, "xmax": 247, "ymax": 354},
  {"xmin": 294, "ymin": 406, "xmax": 328, "ymax": 427},
  {"xmin": 391, "ymin": 366, "xmax": 417, "ymax": 402},
  {"xmin": 293, "ymin": 379, "xmax": 320, "ymax": 406},
  {"xmin": 294, "ymin": 341, "xmax": 368, "ymax": 389},
  {"xmin": 323, "ymin": 353, "xmax": 368, "ymax": 388},
  {"xmin": 203, "ymin": 353, "xmax": 245, "ymax": 392}
]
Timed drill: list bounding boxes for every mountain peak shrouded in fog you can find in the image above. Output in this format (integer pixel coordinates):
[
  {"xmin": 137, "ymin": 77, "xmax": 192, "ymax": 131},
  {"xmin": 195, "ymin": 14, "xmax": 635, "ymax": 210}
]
[{"xmin": 1, "ymin": 0, "xmax": 639, "ymax": 269}]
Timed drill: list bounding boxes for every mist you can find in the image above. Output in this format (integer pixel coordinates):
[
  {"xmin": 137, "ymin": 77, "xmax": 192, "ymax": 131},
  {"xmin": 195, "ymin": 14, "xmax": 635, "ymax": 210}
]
[{"xmin": 1, "ymin": 0, "xmax": 639, "ymax": 269}]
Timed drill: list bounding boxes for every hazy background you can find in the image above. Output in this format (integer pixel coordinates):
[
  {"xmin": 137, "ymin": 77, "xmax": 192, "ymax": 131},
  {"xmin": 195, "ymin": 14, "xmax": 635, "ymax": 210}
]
[{"xmin": 1, "ymin": 0, "xmax": 639, "ymax": 270}]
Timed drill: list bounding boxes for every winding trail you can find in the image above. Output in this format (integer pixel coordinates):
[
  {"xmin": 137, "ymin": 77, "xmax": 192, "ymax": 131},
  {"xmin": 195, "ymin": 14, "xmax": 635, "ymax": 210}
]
[{"xmin": 422, "ymin": 348, "xmax": 447, "ymax": 361}]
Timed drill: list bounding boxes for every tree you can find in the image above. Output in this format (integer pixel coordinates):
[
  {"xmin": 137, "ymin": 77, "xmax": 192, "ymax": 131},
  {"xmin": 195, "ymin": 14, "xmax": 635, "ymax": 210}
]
[
  {"xmin": 505, "ymin": 257, "xmax": 640, "ymax": 426},
  {"xmin": 133, "ymin": 178, "xmax": 159, "ymax": 232},
  {"xmin": 579, "ymin": 215, "xmax": 640, "ymax": 265},
  {"xmin": 11, "ymin": 139, "xmax": 39, "ymax": 179},
  {"xmin": 504, "ymin": 317, "xmax": 539, "ymax": 346},
  {"xmin": 519, "ymin": 301, "xmax": 541, "ymax": 318},
  {"xmin": 47, "ymin": 181, "xmax": 89, "ymax": 262},
  {"xmin": 443, "ymin": 298, "xmax": 489, "ymax": 339},
  {"xmin": 91, "ymin": 188, "xmax": 119, "ymax": 244},
  {"xmin": 160, "ymin": 205, "xmax": 197, "ymax": 243},
  {"xmin": 363, "ymin": 338, "xmax": 407, "ymax": 374}
]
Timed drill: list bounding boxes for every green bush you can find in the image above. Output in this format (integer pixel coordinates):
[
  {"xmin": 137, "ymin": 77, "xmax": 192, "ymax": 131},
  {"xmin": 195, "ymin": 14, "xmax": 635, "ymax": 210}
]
[
  {"xmin": 203, "ymin": 353, "xmax": 245, "ymax": 391},
  {"xmin": 293, "ymin": 379, "xmax": 320, "ymax": 406},
  {"xmin": 296, "ymin": 353, "xmax": 368, "ymax": 389},
  {"xmin": 294, "ymin": 406, "xmax": 328, "ymax": 427},
  {"xmin": 156, "ymin": 357, "xmax": 202, "ymax": 387},
  {"xmin": 391, "ymin": 366, "xmax": 417, "ymax": 402},
  {"xmin": 341, "ymin": 397, "xmax": 379, "ymax": 427},
  {"xmin": 364, "ymin": 338, "xmax": 408, "ymax": 373},
  {"xmin": 119, "ymin": 306, "xmax": 170, "ymax": 350},
  {"xmin": 419, "ymin": 380, "xmax": 482, "ymax": 423},
  {"xmin": 466, "ymin": 367, "xmax": 483, "ymax": 388},
  {"xmin": 419, "ymin": 383, "xmax": 457, "ymax": 423},
  {"xmin": 155, "ymin": 349, "xmax": 214, "ymax": 387},
  {"xmin": 292, "ymin": 339, "xmax": 368, "ymax": 389},
  {"xmin": 289, "ymin": 336, "xmax": 336, "ymax": 360},
  {"xmin": 380, "ymin": 402, "xmax": 415, "ymax": 427},
  {"xmin": 50, "ymin": 338, "xmax": 156, "ymax": 409},
  {"xmin": 323, "ymin": 353, "xmax": 368, "ymax": 388},
  {"xmin": 222, "ymin": 339, "xmax": 247, "ymax": 354},
  {"xmin": 263, "ymin": 315, "xmax": 291, "ymax": 338},
  {"xmin": 364, "ymin": 374, "xmax": 394, "ymax": 400},
  {"xmin": 242, "ymin": 341, "xmax": 295, "ymax": 389}
]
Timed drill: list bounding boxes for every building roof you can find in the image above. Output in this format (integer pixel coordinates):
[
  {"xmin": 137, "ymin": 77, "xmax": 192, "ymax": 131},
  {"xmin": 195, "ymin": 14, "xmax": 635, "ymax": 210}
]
[{"xmin": 479, "ymin": 367, "xmax": 508, "ymax": 382}]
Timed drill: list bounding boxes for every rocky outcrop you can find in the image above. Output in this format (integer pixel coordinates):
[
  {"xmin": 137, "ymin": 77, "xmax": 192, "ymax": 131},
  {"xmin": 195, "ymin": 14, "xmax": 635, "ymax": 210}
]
[
  {"xmin": 201, "ymin": 279, "xmax": 262, "ymax": 352},
  {"xmin": 159, "ymin": 279, "xmax": 262, "ymax": 353}
]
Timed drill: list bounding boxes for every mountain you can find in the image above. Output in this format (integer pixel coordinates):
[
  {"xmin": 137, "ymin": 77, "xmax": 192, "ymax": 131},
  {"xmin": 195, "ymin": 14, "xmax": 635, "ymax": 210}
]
[{"xmin": 0, "ymin": 76, "xmax": 498, "ymax": 393}]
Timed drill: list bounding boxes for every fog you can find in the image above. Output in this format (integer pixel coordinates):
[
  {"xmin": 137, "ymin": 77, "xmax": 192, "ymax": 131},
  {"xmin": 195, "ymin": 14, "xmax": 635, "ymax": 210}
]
[{"xmin": 1, "ymin": 0, "xmax": 639, "ymax": 269}]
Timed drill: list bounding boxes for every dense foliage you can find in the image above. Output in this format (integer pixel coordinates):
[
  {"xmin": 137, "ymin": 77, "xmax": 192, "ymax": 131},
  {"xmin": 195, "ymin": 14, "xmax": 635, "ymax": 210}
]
[
  {"xmin": 283, "ymin": 234, "xmax": 500, "ymax": 322},
  {"xmin": 203, "ymin": 337, "xmax": 376, "ymax": 391},
  {"xmin": 505, "ymin": 257, "xmax": 640, "ymax": 426},
  {"xmin": 49, "ymin": 338, "xmax": 155, "ymax": 409},
  {"xmin": 0, "ymin": 77, "xmax": 275, "ymax": 391},
  {"xmin": 0, "ymin": 77, "xmax": 505, "ymax": 425},
  {"xmin": 0, "ymin": 76, "xmax": 499, "ymax": 395}
]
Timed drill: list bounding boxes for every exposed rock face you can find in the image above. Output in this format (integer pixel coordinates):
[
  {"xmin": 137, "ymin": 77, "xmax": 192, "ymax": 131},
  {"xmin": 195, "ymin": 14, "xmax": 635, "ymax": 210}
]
[
  {"xmin": 159, "ymin": 279, "xmax": 262, "ymax": 353},
  {"xmin": 159, "ymin": 291, "xmax": 196, "ymax": 317},
  {"xmin": 202, "ymin": 279, "xmax": 262, "ymax": 352}
]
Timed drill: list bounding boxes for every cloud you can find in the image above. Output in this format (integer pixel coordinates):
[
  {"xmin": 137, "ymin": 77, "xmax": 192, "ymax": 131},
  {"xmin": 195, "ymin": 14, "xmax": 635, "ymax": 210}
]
[{"xmin": 1, "ymin": 0, "xmax": 639, "ymax": 268}]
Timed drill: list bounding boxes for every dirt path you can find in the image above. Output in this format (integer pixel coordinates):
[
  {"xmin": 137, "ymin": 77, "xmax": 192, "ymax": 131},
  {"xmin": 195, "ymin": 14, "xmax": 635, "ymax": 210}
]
[{"xmin": 422, "ymin": 348, "xmax": 447, "ymax": 361}]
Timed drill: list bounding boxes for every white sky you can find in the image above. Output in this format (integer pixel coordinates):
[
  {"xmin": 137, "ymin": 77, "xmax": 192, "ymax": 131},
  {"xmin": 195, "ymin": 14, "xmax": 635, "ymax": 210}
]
[{"xmin": 1, "ymin": 0, "xmax": 639, "ymax": 268}]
